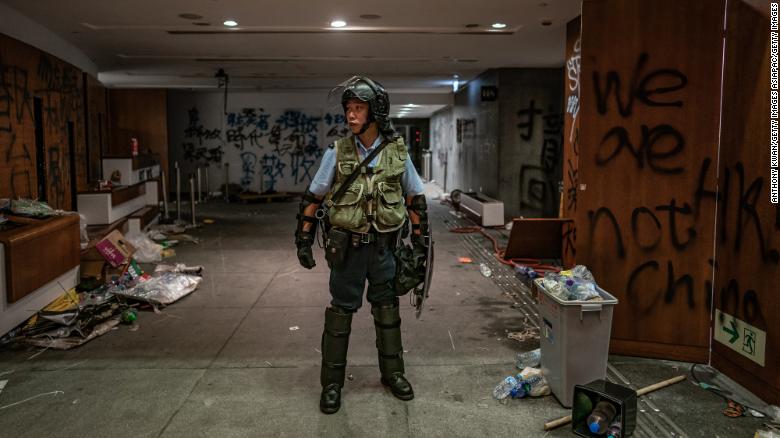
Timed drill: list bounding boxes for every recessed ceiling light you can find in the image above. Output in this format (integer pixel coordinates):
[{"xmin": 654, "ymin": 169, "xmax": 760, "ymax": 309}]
[
  {"xmin": 223, "ymin": 20, "xmax": 238, "ymax": 27},
  {"xmin": 330, "ymin": 20, "xmax": 347, "ymax": 28},
  {"xmin": 491, "ymin": 23, "xmax": 507, "ymax": 29}
]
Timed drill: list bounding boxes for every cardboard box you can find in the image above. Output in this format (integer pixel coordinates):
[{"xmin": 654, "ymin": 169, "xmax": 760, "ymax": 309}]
[
  {"xmin": 80, "ymin": 260, "xmax": 106, "ymax": 281},
  {"xmin": 95, "ymin": 230, "xmax": 136, "ymax": 267}
]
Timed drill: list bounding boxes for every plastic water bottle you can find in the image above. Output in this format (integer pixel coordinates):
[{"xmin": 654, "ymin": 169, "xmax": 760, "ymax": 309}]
[
  {"xmin": 515, "ymin": 348, "xmax": 541, "ymax": 369},
  {"xmin": 479, "ymin": 263, "xmax": 493, "ymax": 277},
  {"xmin": 606, "ymin": 417, "xmax": 622, "ymax": 438},
  {"xmin": 509, "ymin": 380, "xmax": 531, "ymax": 399},
  {"xmin": 587, "ymin": 401, "xmax": 617, "ymax": 434},
  {"xmin": 492, "ymin": 375, "xmax": 518, "ymax": 400},
  {"xmin": 512, "ymin": 375, "xmax": 546, "ymax": 398}
]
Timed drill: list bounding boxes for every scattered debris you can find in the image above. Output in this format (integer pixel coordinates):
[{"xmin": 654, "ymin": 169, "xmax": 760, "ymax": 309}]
[
  {"xmin": 314, "ymin": 348, "xmax": 321, "ymax": 354},
  {"xmin": 10, "ymin": 199, "xmax": 58, "ymax": 217},
  {"xmin": 154, "ymin": 263, "xmax": 204, "ymax": 276},
  {"xmin": 458, "ymin": 257, "xmax": 473, "ymax": 263},
  {"xmin": 347, "ymin": 374, "xmax": 354, "ymax": 381},
  {"xmin": 507, "ymin": 327, "xmax": 540, "ymax": 343},
  {"xmin": 289, "ymin": 326, "xmax": 300, "ymax": 331},
  {"xmin": 724, "ymin": 399, "xmax": 746, "ymax": 417},
  {"xmin": 447, "ymin": 330, "xmax": 456, "ymax": 351},
  {"xmin": 203, "ymin": 219, "xmax": 215, "ymax": 224},
  {"xmin": 264, "ymin": 361, "xmax": 273, "ymax": 367},
  {"xmin": 25, "ymin": 318, "xmax": 121, "ymax": 350},
  {"xmin": 111, "ymin": 272, "xmax": 202, "ymax": 305},
  {"xmin": 0, "ymin": 380, "xmax": 7, "ymax": 395}
]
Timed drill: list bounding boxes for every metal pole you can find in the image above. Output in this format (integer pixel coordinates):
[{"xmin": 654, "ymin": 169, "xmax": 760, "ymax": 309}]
[
  {"xmin": 161, "ymin": 170, "xmax": 169, "ymax": 219},
  {"xmin": 175, "ymin": 162, "xmax": 181, "ymax": 221},
  {"xmin": 190, "ymin": 175, "xmax": 197, "ymax": 227},
  {"xmin": 204, "ymin": 166, "xmax": 210, "ymax": 201},
  {"xmin": 197, "ymin": 167, "xmax": 202, "ymax": 203},
  {"xmin": 224, "ymin": 162, "xmax": 230, "ymax": 203}
]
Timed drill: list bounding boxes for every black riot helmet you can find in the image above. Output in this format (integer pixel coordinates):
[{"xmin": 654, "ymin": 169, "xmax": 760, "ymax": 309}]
[{"xmin": 329, "ymin": 76, "xmax": 399, "ymax": 138}]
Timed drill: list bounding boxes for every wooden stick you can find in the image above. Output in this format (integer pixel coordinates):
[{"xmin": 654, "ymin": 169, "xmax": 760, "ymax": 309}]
[
  {"xmin": 543, "ymin": 375, "xmax": 687, "ymax": 431},
  {"xmin": 637, "ymin": 374, "xmax": 686, "ymax": 396}
]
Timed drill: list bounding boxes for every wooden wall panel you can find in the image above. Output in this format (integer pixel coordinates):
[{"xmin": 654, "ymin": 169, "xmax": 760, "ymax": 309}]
[
  {"xmin": 561, "ymin": 16, "xmax": 581, "ymax": 268},
  {"xmin": 711, "ymin": 0, "xmax": 779, "ymax": 405},
  {"xmin": 0, "ymin": 33, "xmax": 88, "ymax": 210},
  {"xmin": 577, "ymin": 0, "xmax": 725, "ymax": 362},
  {"xmin": 108, "ymin": 89, "xmax": 168, "ymax": 175},
  {"xmin": 84, "ymin": 74, "xmax": 108, "ymax": 183}
]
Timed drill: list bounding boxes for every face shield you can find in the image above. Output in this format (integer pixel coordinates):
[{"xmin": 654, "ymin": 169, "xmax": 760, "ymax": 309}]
[{"xmin": 327, "ymin": 76, "xmax": 376, "ymax": 110}]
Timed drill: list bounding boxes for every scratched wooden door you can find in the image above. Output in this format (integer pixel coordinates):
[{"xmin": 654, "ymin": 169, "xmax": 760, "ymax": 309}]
[{"xmin": 576, "ymin": 0, "xmax": 726, "ymax": 362}]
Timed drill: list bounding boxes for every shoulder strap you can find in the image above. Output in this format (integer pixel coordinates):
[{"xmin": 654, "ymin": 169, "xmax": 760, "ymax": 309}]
[{"xmin": 329, "ymin": 139, "xmax": 390, "ymax": 205}]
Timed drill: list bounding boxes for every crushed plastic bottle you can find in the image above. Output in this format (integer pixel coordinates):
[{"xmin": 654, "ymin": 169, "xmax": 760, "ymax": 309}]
[
  {"xmin": 514, "ymin": 265, "xmax": 539, "ymax": 279},
  {"xmin": 479, "ymin": 263, "xmax": 493, "ymax": 277},
  {"xmin": 493, "ymin": 375, "xmax": 518, "ymax": 400},
  {"xmin": 542, "ymin": 272, "xmax": 567, "ymax": 299},
  {"xmin": 515, "ymin": 348, "xmax": 541, "ymax": 369}
]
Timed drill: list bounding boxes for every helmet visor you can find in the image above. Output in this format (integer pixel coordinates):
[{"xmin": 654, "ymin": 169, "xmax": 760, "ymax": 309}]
[{"xmin": 327, "ymin": 76, "xmax": 377, "ymax": 110}]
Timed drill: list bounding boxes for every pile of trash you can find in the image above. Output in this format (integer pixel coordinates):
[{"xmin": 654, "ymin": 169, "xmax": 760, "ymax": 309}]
[
  {"xmin": 537, "ymin": 265, "xmax": 603, "ymax": 302},
  {"xmin": 493, "ymin": 347, "xmax": 551, "ymax": 402},
  {"xmin": 0, "ymin": 225, "xmax": 203, "ymax": 350}
]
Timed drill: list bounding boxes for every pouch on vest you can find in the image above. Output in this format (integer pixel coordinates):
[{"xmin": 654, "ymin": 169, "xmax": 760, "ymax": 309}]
[
  {"xmin": 376, "ymin": 181, "xmax": 405, "ymax": 229},
  {"xmin": 325, "ymin": 228, "xmax": 350, "ymax": 269},
  {"xmin": 328, "ymin": 183, "xmax": 367, "ymax": 230}
]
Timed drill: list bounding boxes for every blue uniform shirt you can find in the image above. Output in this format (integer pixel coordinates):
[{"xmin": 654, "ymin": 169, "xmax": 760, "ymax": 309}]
[{"xmin": 308, "ymin": 134, "xmax": 425, "ymax": 197}]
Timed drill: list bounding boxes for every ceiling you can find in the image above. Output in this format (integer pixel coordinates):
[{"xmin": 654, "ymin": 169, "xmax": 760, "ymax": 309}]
[{"xmin": 2, "ymin": 0, "xmax": 581, "ymax": 117}]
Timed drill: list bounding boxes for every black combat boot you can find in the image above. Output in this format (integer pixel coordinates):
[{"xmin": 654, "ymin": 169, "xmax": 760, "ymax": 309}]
[
  {"xmin": 320, "ymin": 306, "xmax": 353, "ymax": 414},
  {"xmin": 372, "ymin": 299, "xmax": 414, "ymax": 401}
]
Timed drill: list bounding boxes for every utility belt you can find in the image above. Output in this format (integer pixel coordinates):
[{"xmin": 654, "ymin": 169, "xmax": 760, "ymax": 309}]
[{"xmin": 324, "ymin": 227, "xmax": 398, "ymax": 268}]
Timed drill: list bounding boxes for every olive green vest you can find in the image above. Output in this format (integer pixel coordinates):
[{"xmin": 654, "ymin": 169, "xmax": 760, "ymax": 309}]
[{"xmin": 326, "ymin": 135, "xmax": 408, "ymax": 233}]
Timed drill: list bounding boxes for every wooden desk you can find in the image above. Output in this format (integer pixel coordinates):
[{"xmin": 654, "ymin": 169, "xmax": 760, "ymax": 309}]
[{"xmin": 0, "ymin": 214, "xmax": 80, "ymax": 303}]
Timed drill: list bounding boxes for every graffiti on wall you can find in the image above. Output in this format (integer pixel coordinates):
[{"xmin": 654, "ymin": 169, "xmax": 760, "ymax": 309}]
[
  {"xmin": 0, "ymin": 50, "xmax": 81, "ymax": 207},
  {"xmin": 562, "ymin": 33, "xmax": 582, "ymax": 264},
  {"xmin": 517, "ymin": 99, "xmax": 563, "ymax": 216},
  {"xmin": 587, "ymin": 53, "xmax": 776, "ymax": 326},
  {"xmin": 0, "ymin": 55, "xmax": 34, "ymax": 199},
  {"xmin": 180, "ymin": 106, "xmax": 347, "ymax": 192}
]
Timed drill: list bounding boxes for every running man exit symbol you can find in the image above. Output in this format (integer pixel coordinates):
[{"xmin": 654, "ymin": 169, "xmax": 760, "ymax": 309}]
[{"xmin": 742, "ymin": 328, "xmax": 756, "ymax": 355}]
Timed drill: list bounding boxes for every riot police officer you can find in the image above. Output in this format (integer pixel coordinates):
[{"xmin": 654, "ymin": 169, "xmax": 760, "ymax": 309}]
[{"xmin": 295, "ymin": 76, "xmax": 430, "ymax": 414}]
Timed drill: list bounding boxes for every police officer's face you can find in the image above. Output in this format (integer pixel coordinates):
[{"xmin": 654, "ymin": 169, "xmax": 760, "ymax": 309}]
[{"xmin": 345, "ymin": 99, "xmax": 370, "ymax": 134}]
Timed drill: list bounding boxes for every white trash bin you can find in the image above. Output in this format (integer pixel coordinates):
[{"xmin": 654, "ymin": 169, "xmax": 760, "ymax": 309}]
[{"xmin": 534, "ymin": 278, "xmax": 618, "ymax": 407}]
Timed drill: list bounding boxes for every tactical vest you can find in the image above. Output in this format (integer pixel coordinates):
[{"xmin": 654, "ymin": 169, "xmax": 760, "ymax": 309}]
[{"xmin": 326, "ymin": 135, "xmax": 408, "ymax": 233}]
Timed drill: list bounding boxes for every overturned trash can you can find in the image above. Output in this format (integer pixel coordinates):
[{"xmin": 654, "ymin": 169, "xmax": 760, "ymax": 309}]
[{"xmin": 534, "ymin": 278, "xmax": 618, "ymax": 407}]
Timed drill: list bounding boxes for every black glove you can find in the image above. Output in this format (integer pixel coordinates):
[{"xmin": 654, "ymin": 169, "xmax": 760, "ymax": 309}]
[{"xmin": 296, "ymin": 231, "xmax": 316, "ymax": 269}]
